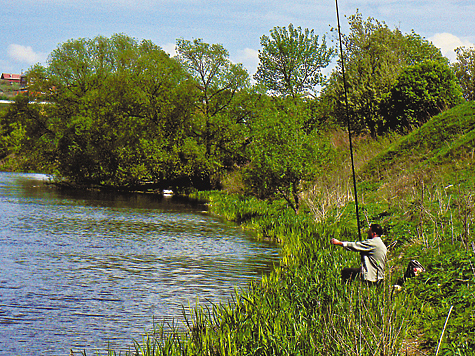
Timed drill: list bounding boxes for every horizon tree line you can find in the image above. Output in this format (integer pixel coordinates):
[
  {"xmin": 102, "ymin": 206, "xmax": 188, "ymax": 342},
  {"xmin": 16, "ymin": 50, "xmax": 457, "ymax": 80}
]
[{"xmin": 0, "ymin": 11, "xmax": 472, "ymax": 206}]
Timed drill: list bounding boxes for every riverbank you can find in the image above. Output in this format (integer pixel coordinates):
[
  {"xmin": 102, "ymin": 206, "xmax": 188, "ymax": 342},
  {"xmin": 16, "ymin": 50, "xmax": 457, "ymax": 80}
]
[{"xmin": 116, "ymin": 102, "xmax": 474, "ymax": 355}]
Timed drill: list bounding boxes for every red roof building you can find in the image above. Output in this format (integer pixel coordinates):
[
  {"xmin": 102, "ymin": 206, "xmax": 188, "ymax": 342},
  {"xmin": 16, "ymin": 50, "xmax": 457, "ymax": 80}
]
[{"xmin": 1, "ymin": 73, "xmax": 21, "ymax": 84}]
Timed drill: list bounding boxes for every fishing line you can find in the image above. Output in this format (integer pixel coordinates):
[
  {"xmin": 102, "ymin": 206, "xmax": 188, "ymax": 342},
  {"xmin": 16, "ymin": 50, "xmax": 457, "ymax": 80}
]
[{"xmin": 334, "ymin": 0, "xmax": 362, "ymax": 241}]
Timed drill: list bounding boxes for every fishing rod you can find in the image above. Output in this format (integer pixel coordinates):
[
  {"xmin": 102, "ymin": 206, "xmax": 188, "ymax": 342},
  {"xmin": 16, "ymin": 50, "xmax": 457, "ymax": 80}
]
[{"xmin": 334, "ymin": 0, "xmax": 362, "ymax": 241}]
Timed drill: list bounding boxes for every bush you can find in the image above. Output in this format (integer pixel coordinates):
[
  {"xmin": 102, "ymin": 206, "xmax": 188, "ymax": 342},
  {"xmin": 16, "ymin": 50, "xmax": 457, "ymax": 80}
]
[{"xmin": 380, "ymin": 60, "xmax": 463, "ymax": 134}]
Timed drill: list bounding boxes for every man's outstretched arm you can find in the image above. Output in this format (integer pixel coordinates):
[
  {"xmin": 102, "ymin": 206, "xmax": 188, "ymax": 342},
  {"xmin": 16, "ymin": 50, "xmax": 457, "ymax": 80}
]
[{"xmin": 330, "ymin": 238, "xmax": 343, "ymax": 246}]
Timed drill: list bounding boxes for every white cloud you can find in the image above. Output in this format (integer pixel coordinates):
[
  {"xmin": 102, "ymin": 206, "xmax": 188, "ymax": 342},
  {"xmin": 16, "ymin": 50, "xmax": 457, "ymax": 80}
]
[
  {"xmin": 162, "ymin": 43, "xmax": 177, "ymax": 57},
  {"xmin": 233, "ymin": 48, "xmax": 259, "ymax": 76},
  {"xmin": 7, "ymin": 44, "xmax": 47, "ymax": 65},
  {"xmin": 429, "ymin": 33, "xmax": 474, "ymax": 62}
]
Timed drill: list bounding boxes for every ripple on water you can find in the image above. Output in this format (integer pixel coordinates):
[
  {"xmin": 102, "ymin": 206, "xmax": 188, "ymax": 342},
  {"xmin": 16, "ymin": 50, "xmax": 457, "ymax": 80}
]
[{"xmin": 0, "ymin": 172, "xmax": 280, "ymax": 356}]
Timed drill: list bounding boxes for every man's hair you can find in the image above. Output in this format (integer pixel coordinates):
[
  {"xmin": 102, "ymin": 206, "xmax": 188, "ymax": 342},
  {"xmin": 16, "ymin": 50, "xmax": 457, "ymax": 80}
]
[{"xmin": 370, "ymin": 223, "xmax": 383, "ymax": 236}]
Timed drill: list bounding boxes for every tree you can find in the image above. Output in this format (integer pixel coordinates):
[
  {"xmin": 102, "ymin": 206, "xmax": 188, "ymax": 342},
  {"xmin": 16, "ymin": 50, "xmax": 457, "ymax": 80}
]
[
  {"xmin": 324, "ymin": 11, "xmax": 446, "ymax": 136},
  {"xmin": 381, "ymin": 60, "xmax": 463, "ymax": 132},
  {"xmin": 176, "ymin": 38, "xmax": 250, "ymax": 183},
  {"xmin": 243, "ymin": 98, "xmax": 334, "ymax": 213},
  {"xmin": 452, "ymin": 46, "xmax": 475, "ymax": 101},
  {"xmin": 24, "ymin": 34, "xmax": 197, "ymax": 187},
  {"xmin": 254, "ymin": 23, "xmax": 334, "ymax": 99}
]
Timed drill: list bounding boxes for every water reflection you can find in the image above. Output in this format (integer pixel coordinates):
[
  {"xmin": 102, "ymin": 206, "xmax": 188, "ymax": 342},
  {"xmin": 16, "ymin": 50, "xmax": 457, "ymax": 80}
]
[{"xmin": 0, "ymin": 172, "xmax": 280, "ymax": 355}]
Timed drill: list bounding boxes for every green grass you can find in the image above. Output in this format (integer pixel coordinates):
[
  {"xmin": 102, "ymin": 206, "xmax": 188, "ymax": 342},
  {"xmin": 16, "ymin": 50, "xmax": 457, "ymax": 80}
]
[{"xmin": 364, "ymin": 101, "xmax": 475, "ymax": 176}]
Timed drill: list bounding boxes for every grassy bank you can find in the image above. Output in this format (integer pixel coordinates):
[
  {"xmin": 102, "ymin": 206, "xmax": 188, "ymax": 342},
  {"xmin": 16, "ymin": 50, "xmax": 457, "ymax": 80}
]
[{"xmin": 85, "ymin": 102, "xmax": 474, "ymax": 355}]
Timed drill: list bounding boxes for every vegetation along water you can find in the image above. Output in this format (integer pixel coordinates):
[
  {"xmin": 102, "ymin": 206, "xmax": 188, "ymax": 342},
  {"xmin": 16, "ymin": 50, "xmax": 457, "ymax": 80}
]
[{"xmin": 1, "ymin": 10, "xmax": 474, "ymax": 355}]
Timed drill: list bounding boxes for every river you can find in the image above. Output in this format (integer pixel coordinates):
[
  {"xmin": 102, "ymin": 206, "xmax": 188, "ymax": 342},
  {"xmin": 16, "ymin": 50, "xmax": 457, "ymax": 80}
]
[{"xmin": 0, "ymin": 172, "xmax": 280, "ymax": 355}]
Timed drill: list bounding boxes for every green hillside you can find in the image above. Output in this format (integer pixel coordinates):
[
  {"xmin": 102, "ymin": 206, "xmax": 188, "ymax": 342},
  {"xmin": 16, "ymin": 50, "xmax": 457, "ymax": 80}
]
[
  {"xmin": 365, "ymin": 101, "xmax": 475, "ymax": 176},
  {"xmin": 356, "ymin": 102, "xmax": 475, "ymax": 354},
  {"xmin": 187, "ymin": 103, "xmax": 475, "ymax": 355}
]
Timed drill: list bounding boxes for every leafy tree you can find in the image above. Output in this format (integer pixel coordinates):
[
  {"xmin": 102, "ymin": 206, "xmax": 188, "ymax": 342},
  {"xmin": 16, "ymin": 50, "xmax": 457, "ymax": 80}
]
[
  {"xmin": 254, "ymin": 24, "xmax": 334, "ymax": 100},
  {"xmin": 176, "ymin": 38, "xmax": 251, "ymax": 183},
  {"xmin": 380, "ymin": 60, "xmax": 463, "ymax": 132},
  {"xmin": 243, "ymin": 98, "xmax": 334, "ymax": 213},
  {"xmin": 24, "ymin": 34, "xmax": 197, "ymax": 187},
  {"xmin": 452, "ymin": 46, "xmax": 475, "ymax": 101},
  {"xmin": 324, "ymin": 11, "xmax": 446, "ymax": 136}
]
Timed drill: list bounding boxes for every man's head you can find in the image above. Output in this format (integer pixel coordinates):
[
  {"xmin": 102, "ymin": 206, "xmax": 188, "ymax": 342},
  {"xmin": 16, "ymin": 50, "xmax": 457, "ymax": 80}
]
[{"xmin": 368, "ymin": 223, "xmax": 383, "ymax": 238}]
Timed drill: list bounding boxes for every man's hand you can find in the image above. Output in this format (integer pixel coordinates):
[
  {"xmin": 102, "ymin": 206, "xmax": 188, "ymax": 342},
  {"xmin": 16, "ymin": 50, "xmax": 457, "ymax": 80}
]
[{"xmin": 331, "ymin": 238, "xmax": 343, "ymax": 246}]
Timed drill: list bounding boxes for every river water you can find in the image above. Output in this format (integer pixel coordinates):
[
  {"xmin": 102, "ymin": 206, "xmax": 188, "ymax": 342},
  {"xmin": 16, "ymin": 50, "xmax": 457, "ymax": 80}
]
[{"xmin": 0, "ymin": 172, "xmax": 280, "ymax": 356}]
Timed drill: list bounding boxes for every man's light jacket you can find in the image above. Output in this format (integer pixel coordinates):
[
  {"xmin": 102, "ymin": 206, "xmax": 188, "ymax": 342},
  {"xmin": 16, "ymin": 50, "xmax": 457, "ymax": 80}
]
[{"xmin": 342, "ymin": 236, "xmax": 387, "ymax": 282}]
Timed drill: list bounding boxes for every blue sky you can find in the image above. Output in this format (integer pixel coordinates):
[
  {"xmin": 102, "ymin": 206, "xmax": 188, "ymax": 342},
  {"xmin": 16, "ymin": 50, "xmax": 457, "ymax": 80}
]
[{"xmin": 1, "ymin": 0, "xmax": 474, "ymax": 78}]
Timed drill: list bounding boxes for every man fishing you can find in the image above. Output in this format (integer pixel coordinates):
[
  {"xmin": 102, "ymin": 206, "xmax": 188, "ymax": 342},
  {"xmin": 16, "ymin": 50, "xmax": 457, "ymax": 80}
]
[{"xmin": 330, "ymin": 223, "xmax": 387, "ymax": 284}]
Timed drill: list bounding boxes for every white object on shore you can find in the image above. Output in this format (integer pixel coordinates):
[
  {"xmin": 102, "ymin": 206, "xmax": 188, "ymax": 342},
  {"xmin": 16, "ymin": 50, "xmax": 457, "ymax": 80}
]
[{"xmin": 163, "ymin": 189, "xmax": 173, "ymax": 196}]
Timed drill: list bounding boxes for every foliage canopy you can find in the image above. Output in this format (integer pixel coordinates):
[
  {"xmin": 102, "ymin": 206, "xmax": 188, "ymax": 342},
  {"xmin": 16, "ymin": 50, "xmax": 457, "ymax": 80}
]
[
  {"xmin": 324, "ymin": 11, "xmax": 447, "ymax": 136},
  {"xmin": 254, "ymin": 23, "xmax": 334, "ymax": 99},
  {"xmin": 23, "ymin": 34, "xmax": 200, "ymax": 187},
  {"xmin": 176, "ymin": 38, "xmax": 251, "ymax": 180},
  {"xmin": 243, "ymin": 98, "xmax": 334, "ymax": 213},
  {"xmin": 380, "ymin": 60, "xmax": 463, "ymax": 133}
]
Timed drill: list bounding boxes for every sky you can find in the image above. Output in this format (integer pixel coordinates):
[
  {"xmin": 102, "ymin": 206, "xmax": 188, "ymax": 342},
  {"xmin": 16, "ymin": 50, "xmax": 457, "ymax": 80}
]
[{"xmin": 1, "ymin": 0, "xmax": 474, "ymax": 78}]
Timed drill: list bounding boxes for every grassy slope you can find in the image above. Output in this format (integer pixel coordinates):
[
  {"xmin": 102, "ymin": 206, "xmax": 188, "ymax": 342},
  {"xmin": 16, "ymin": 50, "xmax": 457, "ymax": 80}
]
[
  {"xmin": 349, "ymin": 101, "xmax": 475, "ymax": 353},
  {"xmin": 364, "ymin": 101, "xmax": 475, "ymax": 176},
  {"xmin": 203, "ymin": 101, "xmax": 475, "ymax": 355},
  {"xmin": 138, "ymin": 102, "xmax": 475, "ymax": 356}
]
